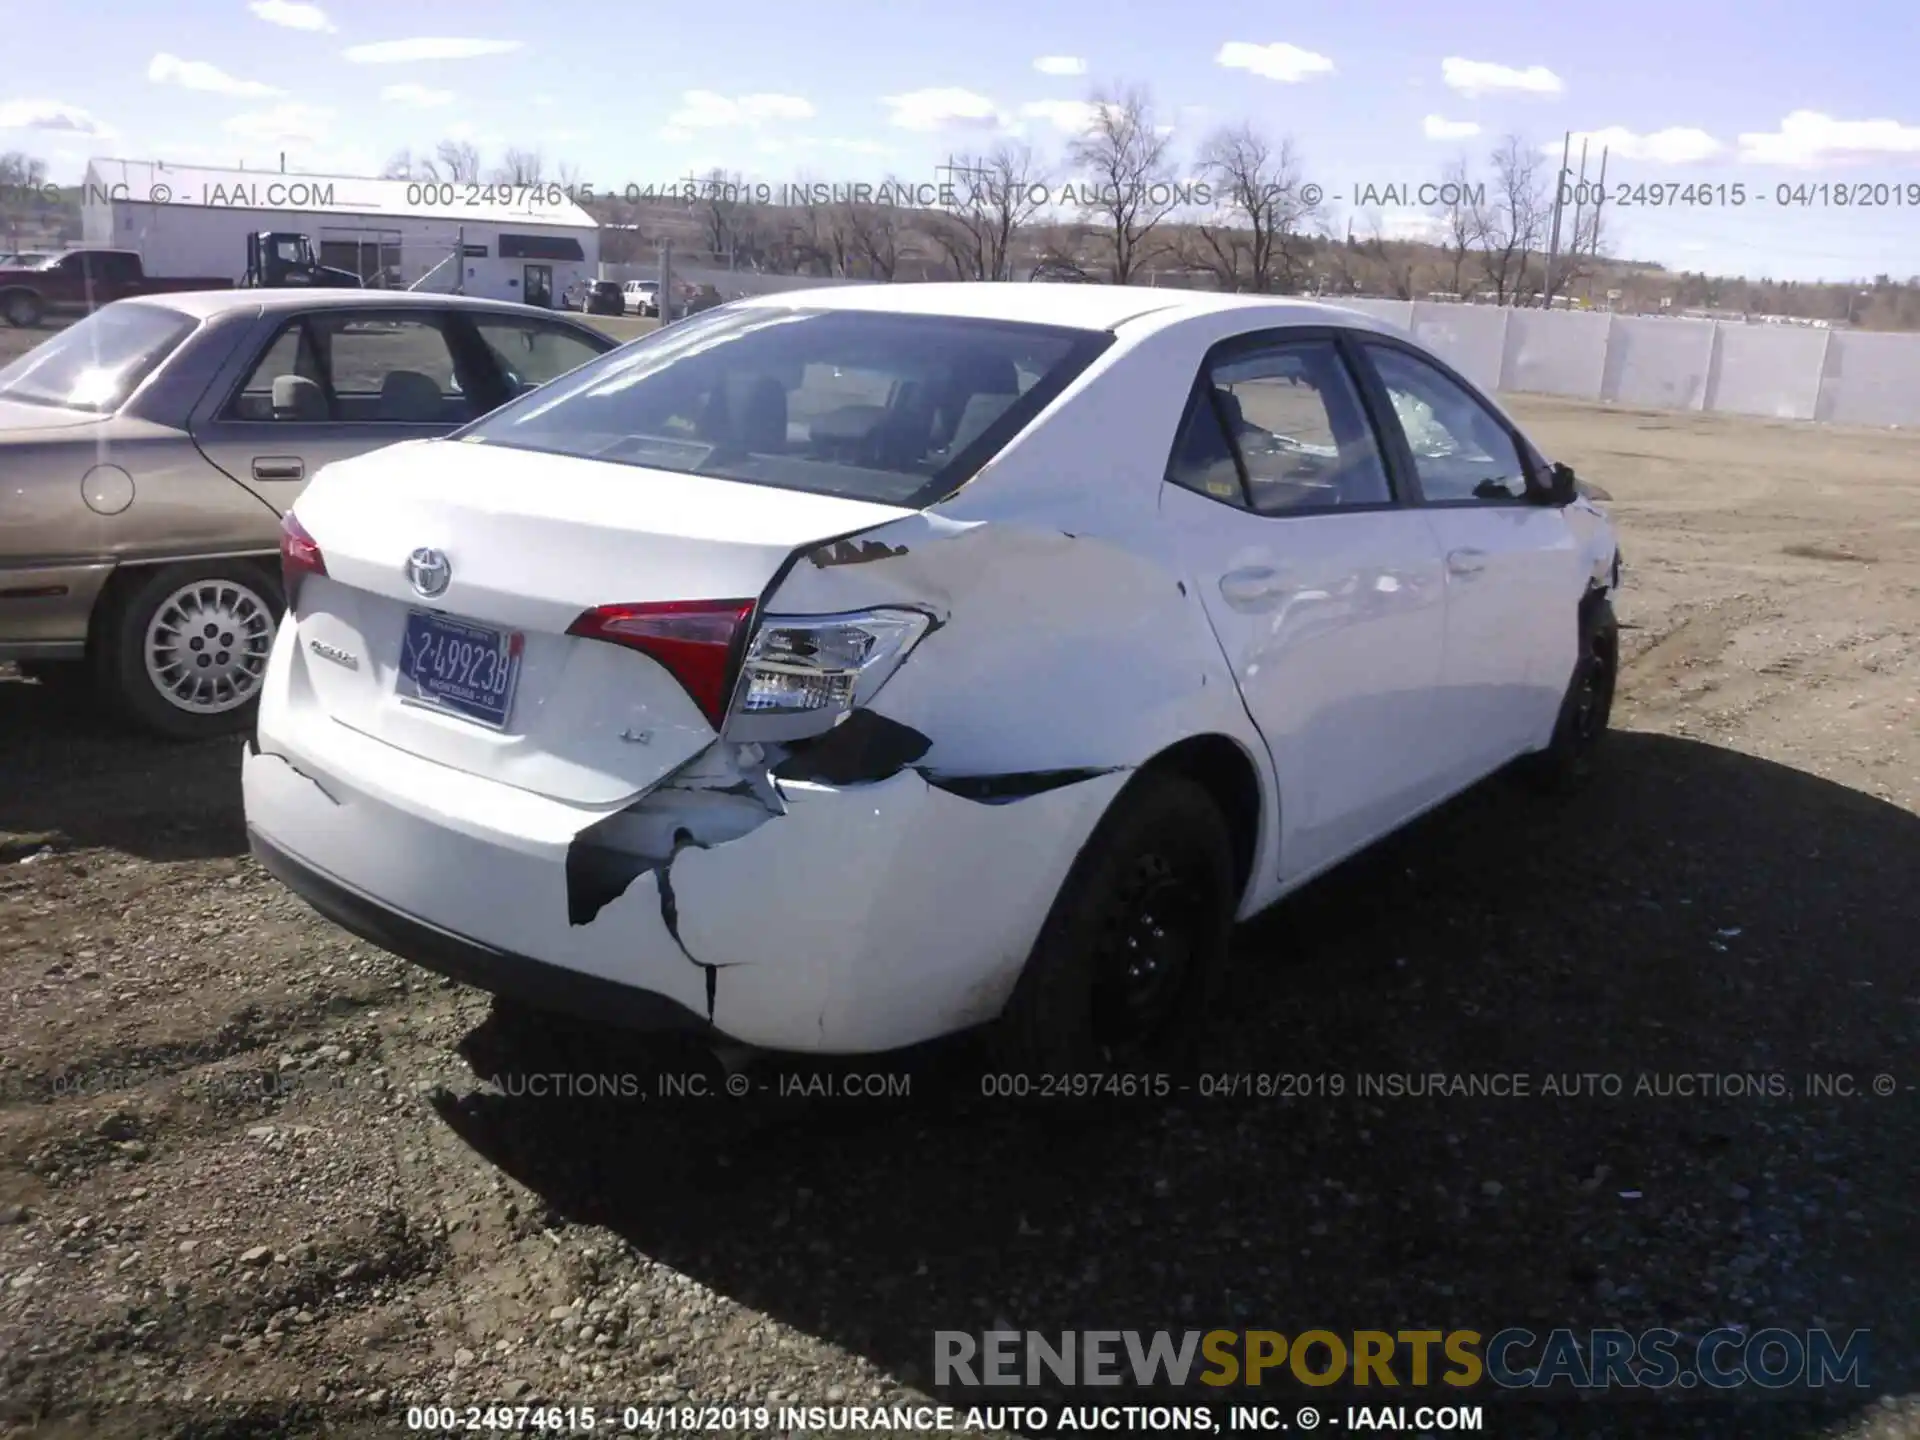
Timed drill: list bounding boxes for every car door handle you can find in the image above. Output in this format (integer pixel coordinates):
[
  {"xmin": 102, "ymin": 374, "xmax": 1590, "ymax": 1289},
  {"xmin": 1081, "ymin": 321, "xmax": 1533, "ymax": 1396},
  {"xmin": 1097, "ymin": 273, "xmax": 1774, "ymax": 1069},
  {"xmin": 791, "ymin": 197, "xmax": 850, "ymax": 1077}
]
[
  {"xmin": 1446, "ymin": 547, "xmax": 1488, "ymax": 576},
  {"xmin": 1219, "ymin": 567, "xmax": 1285, "ymax": 606},
  {"xmin": 252, "ymin": 457, "xmax": 304, "ymax": 482}
]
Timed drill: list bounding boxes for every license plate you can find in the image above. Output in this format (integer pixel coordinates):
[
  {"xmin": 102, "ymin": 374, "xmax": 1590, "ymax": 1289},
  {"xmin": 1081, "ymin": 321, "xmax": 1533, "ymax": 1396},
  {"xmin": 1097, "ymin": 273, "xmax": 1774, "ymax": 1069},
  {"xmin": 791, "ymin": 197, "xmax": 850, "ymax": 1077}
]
[{"xmin": 396, "ymin": 609, "xmax": 523, "ymax": 729}]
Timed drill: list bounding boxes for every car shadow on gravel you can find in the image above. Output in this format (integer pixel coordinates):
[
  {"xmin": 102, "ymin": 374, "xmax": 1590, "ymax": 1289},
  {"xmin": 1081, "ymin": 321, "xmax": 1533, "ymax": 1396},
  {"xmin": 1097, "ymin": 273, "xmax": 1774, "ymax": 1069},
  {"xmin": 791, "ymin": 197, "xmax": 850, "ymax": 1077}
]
[
  {"xmin": 0, "ymin": 672, "xmax": 247, "ymax": 862},
  {"xmin": 432, "ymin": 730, "xmax": 1920, "ymax": 1436}
]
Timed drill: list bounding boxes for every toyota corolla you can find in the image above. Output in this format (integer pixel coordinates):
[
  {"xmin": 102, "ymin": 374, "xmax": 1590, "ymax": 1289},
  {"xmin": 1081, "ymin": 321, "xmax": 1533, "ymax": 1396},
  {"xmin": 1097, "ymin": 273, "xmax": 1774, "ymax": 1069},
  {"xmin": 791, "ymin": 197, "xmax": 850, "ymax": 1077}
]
[{"xmin": 243, "ymin": 283, "xmax": 1621, "ymax": 1069}]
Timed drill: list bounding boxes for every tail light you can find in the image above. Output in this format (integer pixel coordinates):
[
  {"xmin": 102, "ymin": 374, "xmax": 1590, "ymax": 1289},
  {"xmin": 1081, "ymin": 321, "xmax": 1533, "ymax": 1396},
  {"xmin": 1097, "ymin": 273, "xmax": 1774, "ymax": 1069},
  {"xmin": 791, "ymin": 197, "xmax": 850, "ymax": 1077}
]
[
  {"xmin": 728, "ymin": 610, "xmax": 932, "ymax": 742},
  {"xmin": 566, "ymin": 599, "xmax": 756, "ymax": 727},
  {"xmin": 279, "ymin": 511, "xmax": 326, "ymax": 604},
  {"xmin": 567, "ymin": 601, "xmax": 931, "ymax": 740}
]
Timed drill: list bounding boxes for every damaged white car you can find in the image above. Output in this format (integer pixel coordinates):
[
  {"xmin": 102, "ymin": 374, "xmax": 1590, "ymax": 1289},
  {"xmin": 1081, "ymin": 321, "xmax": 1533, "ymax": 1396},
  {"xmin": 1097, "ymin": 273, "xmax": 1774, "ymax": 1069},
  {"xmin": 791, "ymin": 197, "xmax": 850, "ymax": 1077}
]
[{"xmin": 243, "ymin": 285, "xmax": 1621, "ymax": 1069}]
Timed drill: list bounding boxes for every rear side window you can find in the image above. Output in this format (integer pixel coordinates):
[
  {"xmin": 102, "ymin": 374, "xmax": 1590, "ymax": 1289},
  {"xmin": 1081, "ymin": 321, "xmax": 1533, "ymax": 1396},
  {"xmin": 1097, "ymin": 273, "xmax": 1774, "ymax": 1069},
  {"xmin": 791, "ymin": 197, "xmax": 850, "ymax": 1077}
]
[
  {"xmin": 472, "ymin": 319, "xmax": 607, "ymax": 391},
  {"xmin": 460, "ymin": 305, "xmax": 1114, "ymax": 507},
  {"xmin": 0, "ymin": 301, "xmax": 195, "ymax": 413},
  {"xmin": 226, "ymin": 312, "xmax": 482, "ymax": 424}
]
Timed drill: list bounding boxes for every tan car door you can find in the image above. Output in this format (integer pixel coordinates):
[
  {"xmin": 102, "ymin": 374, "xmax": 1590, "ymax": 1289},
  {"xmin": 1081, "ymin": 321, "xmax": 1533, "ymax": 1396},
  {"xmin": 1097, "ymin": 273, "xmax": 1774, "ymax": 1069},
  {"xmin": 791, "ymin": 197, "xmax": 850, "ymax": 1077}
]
[{"xmin": 188, "ymin": 308, "xmax": 494, "ymax": 514}]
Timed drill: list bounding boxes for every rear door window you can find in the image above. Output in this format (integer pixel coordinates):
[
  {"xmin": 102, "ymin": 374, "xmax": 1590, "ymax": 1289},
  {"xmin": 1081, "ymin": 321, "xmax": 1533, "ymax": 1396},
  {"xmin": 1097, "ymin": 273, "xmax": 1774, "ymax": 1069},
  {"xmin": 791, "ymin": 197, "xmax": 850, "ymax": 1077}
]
[
  {"xmin": 224, "ymin": 312, "xmax": 484, "ymax": 424},
  {"xmin": 459, "ymin": 305, "xmax": 1113, "ymax": 507}
]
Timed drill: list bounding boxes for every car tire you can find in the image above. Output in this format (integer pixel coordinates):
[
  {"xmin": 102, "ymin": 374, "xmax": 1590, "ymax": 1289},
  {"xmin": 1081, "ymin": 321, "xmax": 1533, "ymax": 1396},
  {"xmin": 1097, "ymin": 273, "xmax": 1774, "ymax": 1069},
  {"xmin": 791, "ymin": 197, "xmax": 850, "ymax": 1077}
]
[
  {"xmin": 99, "ymin": 561, "xmax": 283, "ymax": 741},
  {"xmin": 1517, "ymin": 595, "xmax": 1618, "ymax": 794},
  {"xmin": 991, "ymin": 772, "xmax": 1235, "ymax": 1076},
  {"xmin": 2, "ymin": 289, "xmax": 44, "ymax": 328}
]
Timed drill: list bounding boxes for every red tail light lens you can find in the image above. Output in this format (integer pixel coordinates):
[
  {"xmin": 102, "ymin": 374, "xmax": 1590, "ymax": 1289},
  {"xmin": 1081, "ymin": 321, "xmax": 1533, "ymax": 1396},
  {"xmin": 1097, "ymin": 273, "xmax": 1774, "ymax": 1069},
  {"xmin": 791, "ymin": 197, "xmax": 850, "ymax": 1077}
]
[
  {"xmin": 566, "ymin": 599, "xmax": 756, "ymax": 728},
  {"xmin": 279, "ymin": 511, "xmax": 326, "ymax": 604}
]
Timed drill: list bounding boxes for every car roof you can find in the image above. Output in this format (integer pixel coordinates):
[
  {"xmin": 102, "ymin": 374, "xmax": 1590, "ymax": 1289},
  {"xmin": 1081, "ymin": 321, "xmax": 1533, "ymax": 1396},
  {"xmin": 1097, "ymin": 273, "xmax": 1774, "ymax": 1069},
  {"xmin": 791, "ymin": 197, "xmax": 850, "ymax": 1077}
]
[
  {"xmin": 125, "ymin": 289, "xmax": 598, "ymax": 322},
  {"xmin": 728, "ymin": 281, "xmax": 1401, "ymax": 335}
]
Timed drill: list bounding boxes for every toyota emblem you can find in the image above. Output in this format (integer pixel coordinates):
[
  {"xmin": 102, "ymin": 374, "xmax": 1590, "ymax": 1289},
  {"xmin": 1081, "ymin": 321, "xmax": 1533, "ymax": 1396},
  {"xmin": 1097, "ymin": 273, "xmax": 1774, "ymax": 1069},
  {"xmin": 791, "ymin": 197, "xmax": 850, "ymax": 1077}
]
[{"xmin": 404, "ymin": 547, "xmax": 451, "ymax": 598}]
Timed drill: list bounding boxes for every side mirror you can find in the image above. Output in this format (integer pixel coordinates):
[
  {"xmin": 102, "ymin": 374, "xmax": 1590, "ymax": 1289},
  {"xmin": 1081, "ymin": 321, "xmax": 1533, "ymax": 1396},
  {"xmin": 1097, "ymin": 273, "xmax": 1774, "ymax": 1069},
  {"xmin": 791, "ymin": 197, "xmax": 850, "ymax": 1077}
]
[{"xmin": 1539, "ymin": 460, "xmax": 1579, "ymax": 507}]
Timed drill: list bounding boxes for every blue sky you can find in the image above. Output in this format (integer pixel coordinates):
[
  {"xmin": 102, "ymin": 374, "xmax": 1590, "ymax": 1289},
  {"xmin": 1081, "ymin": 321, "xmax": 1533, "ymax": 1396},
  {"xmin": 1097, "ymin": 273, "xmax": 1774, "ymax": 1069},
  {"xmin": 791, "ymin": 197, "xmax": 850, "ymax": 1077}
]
[{"xmin": 3, "ymin": 0, "xmax": 1916, "ymax": 282}]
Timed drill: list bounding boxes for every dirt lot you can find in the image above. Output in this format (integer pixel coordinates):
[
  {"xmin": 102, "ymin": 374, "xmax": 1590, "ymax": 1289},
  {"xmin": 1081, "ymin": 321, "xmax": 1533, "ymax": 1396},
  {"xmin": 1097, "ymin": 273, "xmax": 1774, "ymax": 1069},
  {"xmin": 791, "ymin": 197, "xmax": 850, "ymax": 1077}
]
[{"xmin": 2, "ymin": 392, "xmax": 1918, "ymax": 1440}]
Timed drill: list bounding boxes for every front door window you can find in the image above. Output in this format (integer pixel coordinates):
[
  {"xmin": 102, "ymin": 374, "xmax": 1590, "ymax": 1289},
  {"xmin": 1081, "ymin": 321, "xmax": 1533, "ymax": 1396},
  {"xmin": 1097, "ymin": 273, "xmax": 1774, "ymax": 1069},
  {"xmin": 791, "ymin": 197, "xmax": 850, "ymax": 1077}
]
[{"xmin": 523, "ymin": 265, "xmax": 554, "ymax": 307}]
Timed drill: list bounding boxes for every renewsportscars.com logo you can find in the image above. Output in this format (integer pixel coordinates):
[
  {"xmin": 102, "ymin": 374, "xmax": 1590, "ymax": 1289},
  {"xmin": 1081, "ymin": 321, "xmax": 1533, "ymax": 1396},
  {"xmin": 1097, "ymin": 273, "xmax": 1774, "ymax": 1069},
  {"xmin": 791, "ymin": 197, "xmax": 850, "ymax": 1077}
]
[{"xmin": 935, "ymin": 1328, "xmax": 1872, "ymax": 1393}]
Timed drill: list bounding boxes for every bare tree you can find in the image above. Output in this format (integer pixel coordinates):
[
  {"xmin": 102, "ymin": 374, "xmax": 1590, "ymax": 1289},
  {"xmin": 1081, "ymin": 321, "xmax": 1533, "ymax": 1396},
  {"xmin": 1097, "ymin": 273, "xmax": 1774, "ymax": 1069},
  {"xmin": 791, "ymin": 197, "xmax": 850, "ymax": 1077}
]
[
  {"xmin": 839, "ymin": 187, "xmax": 904, "ymax": 280},
  {"xmin": 491, "ymin": 147, "xmax": 545, "ymax": 185},
  {"xmin": 0, "ymin": 151, "xmax": 48, "ymax": 188},
  {"xmin": 930, "ymin": 143, "xmax": 1050, "ymax": 282},
  {"xmin": 1067, "ymin": 85, "xmax": 1181, "ymax": 284},
  {"xmin": 697, "ymin": 168, "xmax": 760, "ymax": 268},
  {"xmin": 1431, "ymin": 156, "xmax": 1479, "ymax": 298},
  {"xmin": 1190, "ymin": 122, "xmax": 1321, "ymax": 293},
  {"xmin": 786, "ymin": 174, "xmax": 852, "ymax": 275},
  {"xmin": 1471, "ymin": 135, "xmax": 1547, "ymax": 305}
]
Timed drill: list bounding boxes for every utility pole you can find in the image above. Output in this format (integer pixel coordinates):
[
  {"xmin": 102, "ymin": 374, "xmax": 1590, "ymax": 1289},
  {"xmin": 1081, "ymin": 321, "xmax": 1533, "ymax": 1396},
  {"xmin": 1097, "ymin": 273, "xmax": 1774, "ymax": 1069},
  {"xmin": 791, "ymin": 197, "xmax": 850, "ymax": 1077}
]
[
  {"xmin": 1565, "ymin": 137, "xmax": 1590, "ymax": 304},
  {"xmin": 454, "ymin": 226, "xmax": 464, "ymax": 294},
  {"xmin": 659, "ymin": 238, "xmax": 674, "ymax": 324},
  {"xmin": 1542, "ymin": 130, "xmax": 1571, "ymax": 310},
  {"xmin": 1590, "ymin": 146, "xmax": 1609, "ymax": 265}
]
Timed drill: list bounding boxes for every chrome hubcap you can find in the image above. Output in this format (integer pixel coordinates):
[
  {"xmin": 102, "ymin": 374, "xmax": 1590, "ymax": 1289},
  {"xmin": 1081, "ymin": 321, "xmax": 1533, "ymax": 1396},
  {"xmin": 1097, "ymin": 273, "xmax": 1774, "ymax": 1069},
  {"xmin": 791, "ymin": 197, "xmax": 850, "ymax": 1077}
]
[{"xmin": 143, "ymin": 579, "xmax": 276, "ymax": 714}]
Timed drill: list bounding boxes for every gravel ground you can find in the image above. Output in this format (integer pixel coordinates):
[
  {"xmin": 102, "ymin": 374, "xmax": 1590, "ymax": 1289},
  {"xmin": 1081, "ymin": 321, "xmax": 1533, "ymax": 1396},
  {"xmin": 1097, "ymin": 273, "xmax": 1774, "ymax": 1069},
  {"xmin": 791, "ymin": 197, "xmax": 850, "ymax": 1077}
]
[{"xmin": 1, "ymin": 394, "xmax": 1918, "ymax": 1440}]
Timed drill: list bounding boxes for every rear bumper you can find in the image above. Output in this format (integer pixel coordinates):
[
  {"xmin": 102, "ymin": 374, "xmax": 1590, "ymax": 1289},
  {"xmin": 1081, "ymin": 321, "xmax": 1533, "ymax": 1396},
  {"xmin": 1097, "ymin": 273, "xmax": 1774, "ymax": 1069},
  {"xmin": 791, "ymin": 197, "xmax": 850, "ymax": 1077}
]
[
  {"xmin": 249, "ymin": 825, "xmax": 709, "ymax": 1034},
  {"xmin": 0, "ymin": 560, "xmax": 113, "ymax": 658},
  {"xmin": 243, "ymin": 709, "xmax": 1127, "ymax": 1054}
]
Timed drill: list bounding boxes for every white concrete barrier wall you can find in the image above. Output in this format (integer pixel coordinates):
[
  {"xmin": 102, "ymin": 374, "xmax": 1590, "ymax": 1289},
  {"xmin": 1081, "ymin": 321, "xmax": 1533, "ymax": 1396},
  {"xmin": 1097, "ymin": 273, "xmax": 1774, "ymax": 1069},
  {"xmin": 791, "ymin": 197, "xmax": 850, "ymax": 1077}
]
[
  {"xmin": 1329, "ymin": 298, "xmax": 1415, "ymax": 331},
  {"xmin": 1500, "ymin": 310, "xmax": 1611, "ymax": 398},
  {"xmin": 1409, "ymin": 302, "xmax": 1509, "ymax": 392},
  {"xmin": 1601, "ymin": 316, "xmax": 1717, "ymax": 410},
  {"xmin": 1816, "ymin": 330, "xmax": 1920, "ymax": 427},
  {"xmin": 1706, "ymin": 323, "xmax": 1829, "ymax": 420}
]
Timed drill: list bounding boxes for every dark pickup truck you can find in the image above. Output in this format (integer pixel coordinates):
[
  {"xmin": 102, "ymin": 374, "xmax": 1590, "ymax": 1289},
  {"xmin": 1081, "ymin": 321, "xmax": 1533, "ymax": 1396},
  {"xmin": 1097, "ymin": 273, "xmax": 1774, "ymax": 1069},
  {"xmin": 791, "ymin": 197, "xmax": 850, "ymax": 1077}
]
[{"xmin": 0, "ymin": 249, "xmax": 229, "ymax": 328}]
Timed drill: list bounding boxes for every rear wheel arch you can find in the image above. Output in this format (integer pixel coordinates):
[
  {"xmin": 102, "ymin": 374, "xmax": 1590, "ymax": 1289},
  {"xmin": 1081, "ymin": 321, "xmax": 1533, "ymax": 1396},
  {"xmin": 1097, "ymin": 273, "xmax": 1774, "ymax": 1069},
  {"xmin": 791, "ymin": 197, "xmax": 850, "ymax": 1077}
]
[{"xmin": 1130, "ymin": 732, "xmax": 1265, "ymax": 908}]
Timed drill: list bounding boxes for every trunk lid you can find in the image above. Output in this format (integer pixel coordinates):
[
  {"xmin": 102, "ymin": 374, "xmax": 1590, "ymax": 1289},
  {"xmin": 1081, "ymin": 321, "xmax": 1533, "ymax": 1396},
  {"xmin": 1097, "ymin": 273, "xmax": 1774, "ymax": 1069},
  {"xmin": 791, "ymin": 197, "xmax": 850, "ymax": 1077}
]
[{"xmin": 286, "ymin": 436, "xmax": 913, "ymax": 806}]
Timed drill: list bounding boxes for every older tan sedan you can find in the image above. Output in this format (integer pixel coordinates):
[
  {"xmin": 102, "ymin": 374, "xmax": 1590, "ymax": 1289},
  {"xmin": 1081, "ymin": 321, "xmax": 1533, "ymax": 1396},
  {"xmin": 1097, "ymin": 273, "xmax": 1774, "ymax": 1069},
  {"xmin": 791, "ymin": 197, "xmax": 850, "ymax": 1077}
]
[{"xmin": 0, "ymin": 290, "xmax": 615, "ymax": 737}]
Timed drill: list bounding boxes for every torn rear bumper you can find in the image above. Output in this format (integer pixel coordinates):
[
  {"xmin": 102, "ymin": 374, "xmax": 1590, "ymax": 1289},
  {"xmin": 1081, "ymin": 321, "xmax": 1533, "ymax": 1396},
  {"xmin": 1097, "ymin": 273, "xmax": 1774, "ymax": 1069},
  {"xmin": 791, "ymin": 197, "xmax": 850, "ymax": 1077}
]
[{"xmin": 242, "ymin": 726, "xmax": 1128, "ymax": 1054}]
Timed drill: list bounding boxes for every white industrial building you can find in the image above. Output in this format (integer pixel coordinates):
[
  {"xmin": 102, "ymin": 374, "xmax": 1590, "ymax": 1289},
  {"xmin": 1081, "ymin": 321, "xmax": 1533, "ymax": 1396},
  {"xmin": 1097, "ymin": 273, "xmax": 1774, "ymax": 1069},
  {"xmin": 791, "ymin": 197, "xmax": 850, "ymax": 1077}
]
[{"xmin": 81, "ymin": 158, "xmax": 599, "ymax": 306}]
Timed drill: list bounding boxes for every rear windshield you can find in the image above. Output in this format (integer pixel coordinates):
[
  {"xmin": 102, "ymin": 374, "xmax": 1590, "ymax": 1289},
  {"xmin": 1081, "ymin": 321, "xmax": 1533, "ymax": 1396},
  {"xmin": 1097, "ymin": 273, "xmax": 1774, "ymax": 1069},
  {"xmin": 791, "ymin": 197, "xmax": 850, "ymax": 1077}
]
[
  {"xmin": 459, "ymin": 304, "xmax": 1113, "ymax": 507},
  {"xmin": 0, "ymin": 302, "xmax": 196, "ymax": 413}
]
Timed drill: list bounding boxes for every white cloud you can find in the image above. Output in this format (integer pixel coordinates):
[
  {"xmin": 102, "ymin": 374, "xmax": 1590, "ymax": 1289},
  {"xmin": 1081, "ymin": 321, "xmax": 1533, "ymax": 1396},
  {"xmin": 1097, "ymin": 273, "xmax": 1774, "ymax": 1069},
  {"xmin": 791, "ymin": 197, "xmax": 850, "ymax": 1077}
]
[
  {"xmin": 342, "ymin": 37, "xmax": 522, "ymax": 63},
  {"xmin": 223, "ymin": 101, "xmax": 335, "ymax": 147},
  {"xmin": 1550, "ymin": 125, "xmax": 1723, "ymax": 164},
  {"xmin": 1423, "ymin": 114, "xmax": 1481, "ymax": 140},
  {"xmin": 881, "ymin": 87, "xmax": 1008, "ymax": 132},
  {"xmin": 1441, "ymin": 57, "xmax": 1563, "ymax": 97},
  {"xmin": 664, "ymin": 91, "xmax": 814, "ymax": 131},
  {"xmin": 1020, "ymin": 99, "xmax": 1103, "ymax": 136},
  {"xmin": 381, "ymin": 82, "xmax": 453, "ymax": 108},
  {"xmin": 1033, "ymin": 56, "xmax": 1087, "ymax": 77},
  {"xmin": 0, "ymin": 98, "xmax": 116, "ymax": 137},
  {"xmin": 662, "ymin": 90, "xmax": 814, "ymax": 140},
  {"xmin": 148, "ymin": 53, "xmax": 284, "ymax": 98},
  {"xmin": 248, "ymin": 0, "xmax": 336, "ymax": 32},
  {"xmin": 1738, "ymin": 110, "xmax": 1920, "ymax": 165},
  {"xmin": 1215, "ymin": 41, "xmax": 1335, "ymax": 83}
]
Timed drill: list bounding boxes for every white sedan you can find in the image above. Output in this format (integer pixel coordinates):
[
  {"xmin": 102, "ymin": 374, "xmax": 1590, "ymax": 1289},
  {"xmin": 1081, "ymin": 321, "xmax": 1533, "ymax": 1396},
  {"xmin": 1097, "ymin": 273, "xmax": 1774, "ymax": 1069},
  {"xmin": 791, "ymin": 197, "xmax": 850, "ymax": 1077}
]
[{"xmin": 243, "ymin": 284, "xmax": 1621, "ymax": 1069}]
